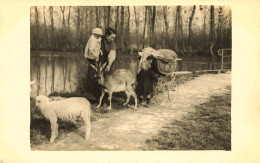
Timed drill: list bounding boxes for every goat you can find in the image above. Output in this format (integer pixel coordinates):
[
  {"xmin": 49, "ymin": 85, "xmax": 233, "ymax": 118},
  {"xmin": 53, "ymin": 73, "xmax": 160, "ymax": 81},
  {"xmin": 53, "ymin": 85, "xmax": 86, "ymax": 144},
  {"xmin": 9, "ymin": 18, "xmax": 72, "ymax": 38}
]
[{"xmin": 90, "ymin": 63, "xmax": 137, "ymax": 110}]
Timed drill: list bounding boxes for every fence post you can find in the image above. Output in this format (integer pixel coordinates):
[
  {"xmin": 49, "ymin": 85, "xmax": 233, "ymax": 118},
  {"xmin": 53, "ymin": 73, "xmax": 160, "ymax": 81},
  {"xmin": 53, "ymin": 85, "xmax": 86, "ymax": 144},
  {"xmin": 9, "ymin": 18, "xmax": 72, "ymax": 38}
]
[{"xmin": 221, "ymin": 50, "xmax": 224, "ymax": 71}]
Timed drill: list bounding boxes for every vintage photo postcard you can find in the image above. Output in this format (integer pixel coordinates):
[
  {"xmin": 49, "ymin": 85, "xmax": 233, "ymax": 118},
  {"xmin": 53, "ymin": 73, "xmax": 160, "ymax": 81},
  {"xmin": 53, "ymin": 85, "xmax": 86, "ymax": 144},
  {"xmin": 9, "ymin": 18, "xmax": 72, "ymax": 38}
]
[{"xmin": 0, "ymin": 0, "xmax": 260, "ymax": 162}]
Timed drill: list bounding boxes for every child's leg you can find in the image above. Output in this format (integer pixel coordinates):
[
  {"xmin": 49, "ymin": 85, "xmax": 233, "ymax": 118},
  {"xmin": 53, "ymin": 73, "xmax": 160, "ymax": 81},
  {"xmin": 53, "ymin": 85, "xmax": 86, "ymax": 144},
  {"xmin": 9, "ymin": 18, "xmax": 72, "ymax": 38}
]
[
  {"xmin": 146, "ymin": 93, "xmax": 151, "ymax": 106},
  {"xmin": 138, "ymin": 94, "xmax": 144, "ymax": 107}
]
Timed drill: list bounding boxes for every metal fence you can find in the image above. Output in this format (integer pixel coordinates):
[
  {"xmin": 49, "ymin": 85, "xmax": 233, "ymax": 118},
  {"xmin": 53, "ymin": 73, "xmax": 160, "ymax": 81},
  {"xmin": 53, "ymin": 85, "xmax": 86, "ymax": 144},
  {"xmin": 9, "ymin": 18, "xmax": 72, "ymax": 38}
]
[{"xmin": 218, "ymin": 49, "xmax": 232, "ymax": 71}]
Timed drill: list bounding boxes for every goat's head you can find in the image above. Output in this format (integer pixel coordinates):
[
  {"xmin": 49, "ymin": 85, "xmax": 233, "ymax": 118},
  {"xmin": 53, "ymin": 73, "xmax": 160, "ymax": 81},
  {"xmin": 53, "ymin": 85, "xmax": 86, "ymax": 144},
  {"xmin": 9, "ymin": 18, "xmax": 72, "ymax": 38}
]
[
  {"xmin": 89, "ymin": 62, "xmax": 106, "ymax": 85},
  {"xmin": 35, "ymin": 95, "xmax": 51, "ymax": 108}
]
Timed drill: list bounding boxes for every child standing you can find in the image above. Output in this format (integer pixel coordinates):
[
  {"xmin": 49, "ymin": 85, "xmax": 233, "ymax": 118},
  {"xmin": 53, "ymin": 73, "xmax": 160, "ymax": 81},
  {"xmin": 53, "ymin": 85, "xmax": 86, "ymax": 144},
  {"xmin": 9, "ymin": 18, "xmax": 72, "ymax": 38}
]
[
  {"xmin": 84, "ymin": 28, "xmax": 103, "ymax": 101},
  {"xmin": 84, "ymin": 27, "xmax": 103, "ymax": 64},
  {"xmin": 137, "ymin": 61, "xmax": 158, "ymax": 107}
]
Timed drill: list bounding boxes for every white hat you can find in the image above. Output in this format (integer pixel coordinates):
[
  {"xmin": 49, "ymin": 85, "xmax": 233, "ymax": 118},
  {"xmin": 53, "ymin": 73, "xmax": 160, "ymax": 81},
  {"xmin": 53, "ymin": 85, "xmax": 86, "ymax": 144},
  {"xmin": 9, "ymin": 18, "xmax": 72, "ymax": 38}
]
[{"xmin": 92, "ymin": 28, "xmax": 103, "ymax": 35}]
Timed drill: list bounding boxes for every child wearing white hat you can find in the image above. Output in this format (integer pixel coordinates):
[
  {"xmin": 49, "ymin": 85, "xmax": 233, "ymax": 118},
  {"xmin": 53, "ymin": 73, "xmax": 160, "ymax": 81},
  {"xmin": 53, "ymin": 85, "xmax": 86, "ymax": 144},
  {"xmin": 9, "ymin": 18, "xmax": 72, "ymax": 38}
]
[{"xmin": 84, "ymin": 28, "xmax": 103, "ymax": 62}]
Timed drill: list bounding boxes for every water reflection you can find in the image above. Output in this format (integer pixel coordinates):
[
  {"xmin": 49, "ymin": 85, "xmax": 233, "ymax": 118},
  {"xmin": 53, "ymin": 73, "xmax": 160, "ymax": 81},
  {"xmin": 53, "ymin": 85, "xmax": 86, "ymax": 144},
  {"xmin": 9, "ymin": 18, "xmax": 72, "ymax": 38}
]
[
  {"xmin": 177, "ymin": 56, "xmax": 221, "ymax": 72},
  {"xmin": 30, "ymin": 53, "xmax": 78, "ymax": 97},
  {"xmin": 30, "ymin": 52, "xmax": 222, "ymax": 96}
]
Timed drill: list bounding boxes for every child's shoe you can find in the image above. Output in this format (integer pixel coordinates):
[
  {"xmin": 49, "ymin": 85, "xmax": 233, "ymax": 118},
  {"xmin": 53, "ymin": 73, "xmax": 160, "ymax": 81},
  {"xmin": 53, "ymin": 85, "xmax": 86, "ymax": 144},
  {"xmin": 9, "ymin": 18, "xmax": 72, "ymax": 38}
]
[
  {"xmin": 144, "ymin": 98, "xmax": 150, "ymax": 107},
  {"xmin": 137, "ymin": 98, "xmax": 144, "ymax": 107}
]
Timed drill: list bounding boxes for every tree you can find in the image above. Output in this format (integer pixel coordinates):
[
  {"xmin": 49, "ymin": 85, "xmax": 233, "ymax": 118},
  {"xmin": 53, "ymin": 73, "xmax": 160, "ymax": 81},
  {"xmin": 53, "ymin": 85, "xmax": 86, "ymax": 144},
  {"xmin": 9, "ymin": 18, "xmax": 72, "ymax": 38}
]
[
  {"xmin": 107, "ymin": 6, "xmax": 111, "ymax": 27},
  {"xmin": 217, "ymin": 7, "xmax": 223, "ymax": 48},
  {"xmin": 67, "ymin": 6, "xmax": 72, "ymax": 50},
  {"xmin": 174, "ymin": 6, "xmax": 185, "ymax": 53},
  {"xmin": 210, "ymin": 5, "xmax": 215, "ymax": 56},
  {"xmin": 120, "ymin": 6, "xmax": 125, "ymax": 34},
  {"xmin": 188, "ymin": 5, "xmax": 196, "ymax": 50},
  {"xmin": 134, "ymin": 6, "xmax": 140, "ymax": 48},
  {"xmin": 76, "ymin": 7, "xmax": 81, "ymax": 50},
  {"xmin": 29, "ymin": 6, "xmax": 231, "ymax": 55},
  {"xmin": 150, "ymin": 6, "xmax": 156, "ymax": 48},
  {"xmin": 123, "ymin": 6, "xmax": 131, "ymax": 49},
  {"xmin": 43, "ymin": 7, "xmax": 48, "ymax": 49},
  {"xmin": 60, "ymin": 6, "xmax": 66, "ymax": 51},
  {"xmin": 34, "ymin": 6, "xmax": 40, "ymax": 50},
  {"xmin": 120, "ymin": 6, "xmax": 125, "ymax": 48},
  {"xmin": 163, "ymin": 6, "xmax": 169, "ymax": 48},
  {"xmin": 202, "ymin": 6, "xmax": 207, "ymax": 39},
  {"xmin": 49, "ymin": 6, "xmax": 54, "ymax": 50},
  {"xmin": 143, "ymin": 6, "xmax": 148, "ymax": 48},
  {"xmin": 115, "ymin": 6, "xmax": 120, "ymax": 32},
  {"xmin": 95, "ymin": 7, "xmax": 100, "ymax": 27}
]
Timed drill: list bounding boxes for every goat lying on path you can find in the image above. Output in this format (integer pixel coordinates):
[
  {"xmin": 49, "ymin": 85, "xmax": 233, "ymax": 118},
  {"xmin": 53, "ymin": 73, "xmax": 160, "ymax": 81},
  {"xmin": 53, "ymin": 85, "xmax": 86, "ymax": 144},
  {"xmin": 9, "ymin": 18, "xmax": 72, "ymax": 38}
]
[
  {"xmin": 90, "ymin": 63, "xmax": 137, "ymax": 110},
  {"xmin": 35, "ymin": 95, "xmax": 91, "ymax": 143}
]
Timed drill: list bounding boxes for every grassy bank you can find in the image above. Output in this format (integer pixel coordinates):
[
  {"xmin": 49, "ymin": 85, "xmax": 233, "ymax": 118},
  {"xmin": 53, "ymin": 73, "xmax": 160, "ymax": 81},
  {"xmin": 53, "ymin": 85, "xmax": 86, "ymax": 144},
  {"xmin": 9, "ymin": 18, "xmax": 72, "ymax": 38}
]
[{"xmin": 145, "ymin": 86, "xmax": 231, "ymax": 150}]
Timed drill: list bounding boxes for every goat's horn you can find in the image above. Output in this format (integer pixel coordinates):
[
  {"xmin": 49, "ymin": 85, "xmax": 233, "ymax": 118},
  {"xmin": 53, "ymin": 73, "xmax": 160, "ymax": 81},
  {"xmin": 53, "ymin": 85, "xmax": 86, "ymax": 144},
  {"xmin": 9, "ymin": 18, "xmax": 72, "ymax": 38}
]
[{"xmin": 89, "ymin": 63, "xmax": 97, "ymax": 71}]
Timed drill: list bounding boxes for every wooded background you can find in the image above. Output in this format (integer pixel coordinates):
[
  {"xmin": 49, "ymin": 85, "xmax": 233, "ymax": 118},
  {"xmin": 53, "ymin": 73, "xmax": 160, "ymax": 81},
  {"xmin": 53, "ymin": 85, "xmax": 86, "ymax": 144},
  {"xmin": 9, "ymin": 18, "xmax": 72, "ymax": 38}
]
[{"xmin": 30, "ymin": 6, "xmax": 231, "ymax": 56}]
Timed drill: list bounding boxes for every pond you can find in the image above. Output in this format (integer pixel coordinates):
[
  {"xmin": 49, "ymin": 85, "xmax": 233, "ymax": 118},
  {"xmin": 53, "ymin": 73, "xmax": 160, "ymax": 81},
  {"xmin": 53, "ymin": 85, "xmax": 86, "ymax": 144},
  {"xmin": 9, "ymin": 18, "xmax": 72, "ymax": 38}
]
[{"xmin": 30, "ymin": 51, "xmax": 223, "ymax": 97}]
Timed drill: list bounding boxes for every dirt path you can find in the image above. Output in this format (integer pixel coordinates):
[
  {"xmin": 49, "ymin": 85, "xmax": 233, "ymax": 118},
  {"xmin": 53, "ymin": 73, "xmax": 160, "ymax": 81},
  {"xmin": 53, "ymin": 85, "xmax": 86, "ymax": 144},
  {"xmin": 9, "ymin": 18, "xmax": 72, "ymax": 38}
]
[{"xmin": 32, "ymin": 73, "xmax": 231, "ymax": 151}]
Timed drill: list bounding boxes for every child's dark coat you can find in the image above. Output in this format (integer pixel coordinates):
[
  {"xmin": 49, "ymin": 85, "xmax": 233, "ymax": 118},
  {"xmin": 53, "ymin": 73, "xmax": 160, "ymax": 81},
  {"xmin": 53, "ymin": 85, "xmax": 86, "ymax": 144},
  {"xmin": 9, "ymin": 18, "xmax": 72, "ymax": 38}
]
[{"xmin": 137, "ymin": 69, "xmax": 158, "ymax": 94}]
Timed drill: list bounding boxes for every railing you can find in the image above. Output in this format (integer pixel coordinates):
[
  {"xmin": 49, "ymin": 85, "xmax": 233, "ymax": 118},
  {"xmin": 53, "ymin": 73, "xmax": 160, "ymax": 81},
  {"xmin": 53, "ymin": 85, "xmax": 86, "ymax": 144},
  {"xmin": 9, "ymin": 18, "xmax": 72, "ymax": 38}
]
[{"xmin": 218, "ymin": 48, "xmax": 232, "ymax": 71}]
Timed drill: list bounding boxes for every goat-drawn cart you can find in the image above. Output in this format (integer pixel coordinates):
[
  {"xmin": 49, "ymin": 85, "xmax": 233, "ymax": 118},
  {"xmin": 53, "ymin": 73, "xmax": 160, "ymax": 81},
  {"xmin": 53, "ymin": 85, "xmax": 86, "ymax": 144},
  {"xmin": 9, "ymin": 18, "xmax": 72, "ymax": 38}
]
[{"xmin": 138, "ymin": 48, "xmax": 181, "ymax": 105}]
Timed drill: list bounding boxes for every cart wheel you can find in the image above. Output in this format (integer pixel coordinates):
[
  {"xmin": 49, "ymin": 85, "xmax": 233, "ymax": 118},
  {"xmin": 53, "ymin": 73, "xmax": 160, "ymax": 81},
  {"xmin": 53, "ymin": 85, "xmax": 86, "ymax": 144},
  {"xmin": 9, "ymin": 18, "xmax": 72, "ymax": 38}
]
[{"xmin": 154, "ymin": 85, "xmax": 168, "ymax": 105}]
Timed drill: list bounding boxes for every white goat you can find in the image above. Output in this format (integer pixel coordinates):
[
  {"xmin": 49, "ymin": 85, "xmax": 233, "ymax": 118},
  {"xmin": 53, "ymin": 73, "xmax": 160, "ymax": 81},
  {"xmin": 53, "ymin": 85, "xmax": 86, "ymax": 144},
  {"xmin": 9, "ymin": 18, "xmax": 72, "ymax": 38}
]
[
  {"xmin": 90, "ymin": 63, "xmax": 137, "ymax": 110},
  {"xmin": 35, "ymin": 95, "xmax": 91, "ymax": 143}
]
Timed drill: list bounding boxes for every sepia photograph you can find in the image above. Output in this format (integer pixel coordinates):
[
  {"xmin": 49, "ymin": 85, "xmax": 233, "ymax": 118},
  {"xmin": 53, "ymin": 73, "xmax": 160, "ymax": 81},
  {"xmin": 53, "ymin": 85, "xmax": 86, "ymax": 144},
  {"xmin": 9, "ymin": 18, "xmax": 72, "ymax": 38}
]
[
  {"xmin": 1, "ymin": 0, "xmax": 260, "ymax": 162},
  {"xmin": 30, "ymin": 5, "xmax": 232, "ymax": 151}
]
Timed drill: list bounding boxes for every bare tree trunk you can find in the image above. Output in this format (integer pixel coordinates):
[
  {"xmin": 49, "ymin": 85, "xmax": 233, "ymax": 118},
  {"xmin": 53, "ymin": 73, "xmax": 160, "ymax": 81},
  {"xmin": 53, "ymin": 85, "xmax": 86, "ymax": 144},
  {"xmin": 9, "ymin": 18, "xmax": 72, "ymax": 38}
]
[
  {"xmin": 120, "ymin": 6, "xmax": 125, "ymax": 48},
  {"xmin": 107, "ymin": 6, "xmax": 111, "ymax": 27},
  {"xmin": 179, "ymin": 7, "xmax": 186, "ymax": 53},
  {"xmin": 202, "ymin": 6, "xmax": 207, "ymax": 39},
  {"xmin": 174, "ymin": 6, "xmax": 180, "ymax": 51},
  {"xmin": 218, "ymin": 7, "xmax": 223, "ymax": 48},
  {"xmin": 89, "ymin": 7, "xmax": 93, "ymax": 29},
  {"xmin": 77, "ymin": 7, "xmax": 81, "ymax": 51},
  {"xmin": 60, "ymin": 7, "xmax": 66, "ymax": 34},
  {"xmin": 103, "ymin": 7, "xmax": 107, "ymax": 28},
  {"xmin": 95, "ymin": 7, "xmax": 100, "ymax": 27},
  {"xmin": 142, "ymin": 6, "xmax": 148, "ymax": 48},
  {"xmin": 67, "ymin": 6, "xmax": 71, "ymax": 33},
  {"xmin": 163, "ymin": 6, "xmax": 169, "ymax": 48},
  {"xmin": 34, "ymin": 7, "xmax": 40, "ymax": 50},
  {"xmin": 174, "ymin": 6, "xmax": 185, "ymax": 54},
  {"xmin": 134, "ymin": 6, "xmax": 140, "ymax": 48},
  {"xmin": 49, "ymin": 6, "xmax": 54, "ymax": 50},
  {"xmin": 43, "ymin": 7, "xmax": 48, "ymax": 49},
  {"xmin": 147, "ymin": 7, "xmax": 151, "ymax": 46},
  {"xmin": 115, "ymin": 6, "xmax": 119, "ymax": 32},
  {"xmin": 188, "ymin": 5, "xmax": 196, "ymax": 50},
  {"xmin": 120, "ymin": 6, "xmax": 125, "ymax": 34},
  {"xmin": 60, "ymin": 6, "xmax": 66, "ymax": 51},
  {"xmin": 151, "ymin": 6, "xmax": 156, "ymax": 48},
  {"xmin": 210, "ymin": 5, "xmax": 215, "ymax": 56},
  {"xmin": 67, "ymin": 6, "xmax": 71, "ymax": 50},
  {"xmin": 84, "ymin": 7, "xmax": 89, "ymax": 38},
  {"xmin": 80, "ymin": 8, "xmax": 85, "ymax": 51},
  {"xmin": 123, "ymin": 6, "xmax": 130, "ymax": 49}
]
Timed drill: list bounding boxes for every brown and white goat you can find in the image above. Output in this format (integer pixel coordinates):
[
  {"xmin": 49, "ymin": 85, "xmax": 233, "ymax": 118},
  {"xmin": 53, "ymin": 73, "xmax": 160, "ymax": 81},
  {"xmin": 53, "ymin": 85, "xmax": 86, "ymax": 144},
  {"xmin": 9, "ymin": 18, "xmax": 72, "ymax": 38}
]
[{"xmin": 90, "ymin": 63, "xmax": 137, "ymax": 110}]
